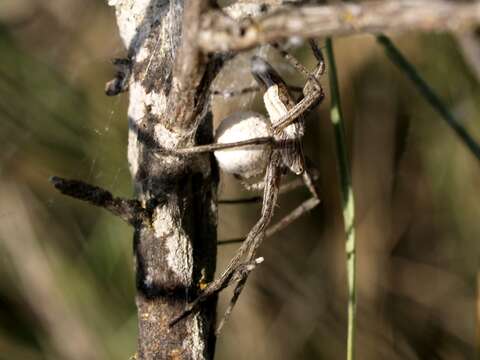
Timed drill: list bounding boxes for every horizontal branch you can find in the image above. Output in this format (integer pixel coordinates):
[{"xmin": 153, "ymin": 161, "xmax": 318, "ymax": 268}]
[
  {"xmin": 50, "ymin": 176, "xmax": 145, "ymax": 225},
  {"xmin": 199, "ymin": 0, "xmax": 480, "ymax": 52}
]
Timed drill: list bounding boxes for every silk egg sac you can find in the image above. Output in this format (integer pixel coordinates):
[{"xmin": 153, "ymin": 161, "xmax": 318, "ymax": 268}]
[{"xmin": 214, "ymin": 111, "xmax": 272, "ymax": 178}]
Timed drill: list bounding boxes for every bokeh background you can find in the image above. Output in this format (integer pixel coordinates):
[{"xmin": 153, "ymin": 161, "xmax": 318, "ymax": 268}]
[{"xmin": 1, "ymin": 0, "xmax": 480, "ymax": 359}]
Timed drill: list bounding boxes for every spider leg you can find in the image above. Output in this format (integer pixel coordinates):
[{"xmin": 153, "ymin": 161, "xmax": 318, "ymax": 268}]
[
  {"xmin": 216, "ymin": 278, "xmax": 246, "ymax": 335},
  {"xmin": 271, "ymin": 42, "xmax": 311, "ymax": 78},
  {"xmin": 215, "ymin": 168, "xmax": 321, "ymax": 333},
  {"xmin": 214, "ymin": 153, "xmax": 283, "ymax": 332},
  {"xmin": 272, "ymin": 89, "xmax": 324, "ymax": 134},
  {"xmin": 302, "ymin": 157, "xmax": 321, "ymax": 199},
  {"xmin": 237, "ymin": 176, "xmax": 266, "ymax": 192},
  {"xmin": 217, "ymin": 195, "xmax": 321, "ymax": 245},
  {"xmin": 271, "ymin": 40, "xmax": 326, "ymax": 93},
  {"xmin": 265, "ymin": 161, "xmax": 322, "ymax": 236},
  {"xmin": 212, "ymin": 85, "xmax": 303, "ymax": 98},
  {"xmin": 174, "ymin": 136, "xmax": 273, "ymax": 155},
  {"xmin": 215, "ymin": 258, "xmax": 258, "ymax": 335},
  {"xmin": 281, "ymin": 165, "xmax": 319, "ymax": 195},
  {"xmin": 170, "ymin": 152, "xmax": 283, "ymax": 327},
  {"xmin": 219, "ymin": 166, "xmax": 319, "ymax": 204},
  {"xmin": 212, "ymin": 86, "xmax": 260, "ymax": 98},
  {"xmin": 171, "ymin": 42, "xmax": 327, "ymax": 329},
  {"xmin": 302, "ymin": 39, "xmax": 326, "ymax": 95},
  {"xmin": 217, "ymin": 194, "xmax": 320, "ymax": 246},
  {"xmin": 271, "ymin": 39, "xmax": 326, "ymax": 134},
  {"xmin": 219, "ymin": 196, "xmax": 263, "ymax": 205},
  {"xmin": 218, "ymin": 166, "xmax": 321, "ymax": 245},
  {"xmin": 270, "ymin": 159, "xmax": 322, "ymax": 234},
  {"xmin": 308, "ymin": 39, "xmax": 326, "ymax": 77}
]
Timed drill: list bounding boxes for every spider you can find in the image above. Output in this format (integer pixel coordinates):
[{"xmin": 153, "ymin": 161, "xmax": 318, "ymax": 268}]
[{"xmin": 172, "ymin": 39, "xmax": 326, "ymax": 332}]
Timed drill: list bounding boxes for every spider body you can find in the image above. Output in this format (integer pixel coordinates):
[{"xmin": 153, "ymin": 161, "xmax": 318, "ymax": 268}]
[
  {"xmin": 172, "ymin": 41, "xmax": 326, "ymax": 332},
  {"xmin": 252, "ymin": 56, "xmax": 305, "ymax": 175}
]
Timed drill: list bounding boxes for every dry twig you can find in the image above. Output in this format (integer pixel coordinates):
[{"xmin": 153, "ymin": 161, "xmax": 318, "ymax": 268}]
[
  {"xmin": 50, "ymin": 176, "xmax": 145, "ymax": 225},
  {"xmin": 199, "ymin": 0, "xmax": 480, "ymax": 53}
]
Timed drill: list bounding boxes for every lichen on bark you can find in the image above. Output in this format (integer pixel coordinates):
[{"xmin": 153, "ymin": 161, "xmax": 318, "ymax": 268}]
[{"xmin": 109, "ymin": 0, "xmax": 219, "ymax": 358}]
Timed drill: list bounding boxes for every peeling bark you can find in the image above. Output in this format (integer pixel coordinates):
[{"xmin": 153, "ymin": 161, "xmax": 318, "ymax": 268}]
[{"xmin": 109, "ymin": 0, "xmax": 219, "ymax": 358}]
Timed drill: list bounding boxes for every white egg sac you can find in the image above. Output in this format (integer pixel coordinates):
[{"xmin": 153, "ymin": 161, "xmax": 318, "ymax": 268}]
[{"xmin": 214, "ymin": 111, "xmax": 272, "ymax": 178}]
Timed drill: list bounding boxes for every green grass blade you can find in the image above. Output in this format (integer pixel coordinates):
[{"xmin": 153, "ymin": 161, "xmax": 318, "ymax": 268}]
[
  {"xmin": 377, "ymin": 34, "xmax": 480, "ymax": 162},
  {"xmin": 325, "ymin": 38, "xmax": 357, "ymax": 360}
]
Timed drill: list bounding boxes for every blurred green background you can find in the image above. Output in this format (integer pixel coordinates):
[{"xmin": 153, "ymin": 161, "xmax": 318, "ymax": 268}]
[{"xmin": 1, "ymin": 1, "xmax": 480, "ymax": 359}]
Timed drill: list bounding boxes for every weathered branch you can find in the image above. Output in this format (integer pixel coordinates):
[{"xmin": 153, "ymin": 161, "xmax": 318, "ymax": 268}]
[
  {"xmin": 50, "ymin": 176, "xmax": 145, "ymax": 225},
  {"xmin": 167, "ymin": 0, "xmax": 211, "ymax": 131},
  {"xmin": 199, "ymin": 0, "xmax": 480, "ymax": 53},
  {"xmin": 110, "ymin": 0, "xmax": 220, "ymax": 358}
]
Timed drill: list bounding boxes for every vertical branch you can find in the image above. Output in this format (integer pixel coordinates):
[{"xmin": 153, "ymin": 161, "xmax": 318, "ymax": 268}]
[
  {"xmin": 110, "ymin": 0, "xmax": 218, "ymax": 359},
  {"xmin": 377, "ymin": 34, "xmax": 480, "ymax": 162},
  {"xmin": 326, "ymin": 38, "xmax": 357, "ymax": 360}
]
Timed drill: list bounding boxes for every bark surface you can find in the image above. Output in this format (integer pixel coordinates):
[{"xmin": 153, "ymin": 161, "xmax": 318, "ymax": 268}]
[{"xmin": 110, "ymin": 1, "xmax": 219, "ymax": 358}]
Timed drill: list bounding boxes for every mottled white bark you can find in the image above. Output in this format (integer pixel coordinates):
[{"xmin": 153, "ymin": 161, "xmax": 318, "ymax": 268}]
[{"xmin": 109, "ymin": 1, "xmax": 218, "ymax": 358}]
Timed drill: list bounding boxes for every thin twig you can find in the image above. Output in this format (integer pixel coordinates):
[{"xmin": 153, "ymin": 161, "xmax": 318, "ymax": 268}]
[
  {"xmin": 199, "ymin": 1, "xmax": 480, "ymax": 53},
  {"xmin": 326, "ymin": 38, "xmax": 357, "ymax": 360},
  {"xmin": 50, "ymin": 176, "xmax": 145, "ymax": 225},
  {"xmin": 377, "ymin": 34, "xmax": 480, "ymax": 162}
]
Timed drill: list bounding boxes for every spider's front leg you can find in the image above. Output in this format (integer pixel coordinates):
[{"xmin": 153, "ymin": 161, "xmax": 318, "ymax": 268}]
[{"xmin": 270, "ymin": 39, "xmax": 326, "ymax": 134}]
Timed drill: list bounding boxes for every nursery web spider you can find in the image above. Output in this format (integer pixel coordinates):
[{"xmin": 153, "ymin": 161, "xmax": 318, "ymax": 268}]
[{"xmin": 172, "ymin": 40, "xmax": 326, "ymax": 332}]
